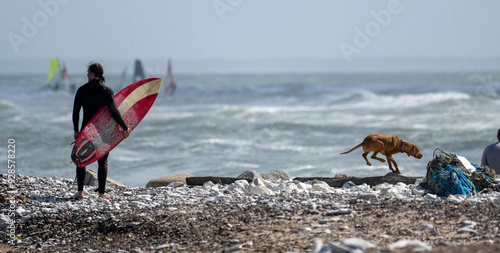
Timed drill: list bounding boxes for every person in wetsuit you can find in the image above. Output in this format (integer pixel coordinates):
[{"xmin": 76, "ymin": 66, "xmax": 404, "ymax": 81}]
[
  {"xmin": 72, "ymin": 62, "xmax": 130, "ymax": 199},
  {"xmin": 482, "ymin": 128, "xmax": 500, "ymax": 174}
]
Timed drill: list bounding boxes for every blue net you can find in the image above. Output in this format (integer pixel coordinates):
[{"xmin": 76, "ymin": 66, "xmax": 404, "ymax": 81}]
[
  {"xmin": 419, "ymin": 149, "xmax": 496, "ymax": 197},
  {"xmin": 427, "ymin": 164, "xmax": 473, "ymax": 196}
]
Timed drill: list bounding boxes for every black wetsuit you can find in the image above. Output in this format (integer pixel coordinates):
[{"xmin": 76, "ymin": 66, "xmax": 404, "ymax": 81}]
[{"xmin": 72, "ymin": 79, "xmax": 128, "ymax": 194}]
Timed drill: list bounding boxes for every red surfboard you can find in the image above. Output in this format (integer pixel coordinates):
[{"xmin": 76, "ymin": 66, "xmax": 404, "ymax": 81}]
[{"xmin": 71, "ymin": 78, "xmax": 162, "ymax": 167}]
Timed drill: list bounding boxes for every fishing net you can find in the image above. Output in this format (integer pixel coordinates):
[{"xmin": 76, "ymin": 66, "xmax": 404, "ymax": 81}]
[{"xmin": 419, "ymin": 148, "xmax": 497, "ymax": 197}]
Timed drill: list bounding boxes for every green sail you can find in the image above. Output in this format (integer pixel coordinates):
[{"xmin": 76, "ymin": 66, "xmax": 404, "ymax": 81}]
[{"xmin": 47, "ymin": 58, "xmax": 60, "ymax": 89}]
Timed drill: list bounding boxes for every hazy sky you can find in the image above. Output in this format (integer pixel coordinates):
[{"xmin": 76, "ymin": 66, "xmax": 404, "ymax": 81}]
[{"xmin": 2, "ymin": 0, "xmax": 500, "ymax": 73}]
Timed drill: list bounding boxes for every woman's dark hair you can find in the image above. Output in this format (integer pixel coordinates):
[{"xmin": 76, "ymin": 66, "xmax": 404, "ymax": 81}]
[{"xmin": 88, "ymin": 62, "xmax": 106, "ymax": 82}]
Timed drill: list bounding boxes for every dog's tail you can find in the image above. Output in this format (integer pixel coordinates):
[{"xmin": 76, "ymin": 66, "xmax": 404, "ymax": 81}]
[{"xmin": 340, "ymin": 143, "xmax": 363, "ymax": 155}]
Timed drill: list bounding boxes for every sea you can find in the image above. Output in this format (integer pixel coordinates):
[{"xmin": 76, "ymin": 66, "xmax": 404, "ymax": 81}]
[{"xmin": 2, "ymin": 71, "xmax": 500, "ymax": 187}]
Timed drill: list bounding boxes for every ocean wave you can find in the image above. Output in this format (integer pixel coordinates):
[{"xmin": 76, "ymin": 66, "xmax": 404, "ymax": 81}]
[
  {"xmin": 334, "ymin": 91, "xmax": 470, "ymax": 110},
  {"xmin": 224, "ymin": 161, "xmax": 260, "ymax": 169},
  {"xmin": 0, "ymin": 99, "xmax": 15, "ymax": 109},
  {"xmin": 289, "ymin": 165, "xmax": 318, "ymax": 173}
]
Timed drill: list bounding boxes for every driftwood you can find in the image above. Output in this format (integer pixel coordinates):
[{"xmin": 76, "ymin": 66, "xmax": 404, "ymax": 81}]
[
  {"xmin": 187, "ymin": 177, "xmax": 252, "ymax": 186},
  {"xmin": 85, "ymin": 169, "xmax": 124, "ymax": 187},
  {"xmin": 294, "ymin": 173, "xmax": 421, "ymax": 188},
  {"xmin": 186, "ymin": 173, "xmax": 421, "ymax": 188}
]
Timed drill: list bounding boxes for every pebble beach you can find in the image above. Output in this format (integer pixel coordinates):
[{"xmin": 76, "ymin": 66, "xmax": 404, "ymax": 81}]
[{"xmin": 2, "ymin": 173, "xmax": 500, "ymax": 253}]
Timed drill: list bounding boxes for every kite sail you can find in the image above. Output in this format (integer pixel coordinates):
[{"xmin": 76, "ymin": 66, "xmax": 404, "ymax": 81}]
[
  {"xmin": 117, "ymin": 67, "xmax": 127, "ymax": 89},
  {"xmin": 133, "ymin": 59, "xmax": 145, "ymax": 83},
  {"xmin": 164, "ymin": 58, "xmax": 176, "ymax": 95},
  {"xmin": 47, "ymin": 58, "xmax": 60, "ymax": 90}
]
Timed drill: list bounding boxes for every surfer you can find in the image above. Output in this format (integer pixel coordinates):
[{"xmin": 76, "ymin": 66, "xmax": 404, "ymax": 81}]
[{"xmin": 72, "ymin": 62, "xmax": 130, "ymax": 199}]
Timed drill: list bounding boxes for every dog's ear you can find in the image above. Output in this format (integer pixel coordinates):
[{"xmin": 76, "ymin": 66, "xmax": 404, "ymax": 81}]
[
  {"xmin": 392, "ymin": 136, "xmax": 399, "ymax": 149},
  {"xmin": 410, "ymin": 145, "xmax": 418, "ymax": 156},
  {"xmin": 405, "ymin": 144, "xmax": 414, "ymax": 156}
]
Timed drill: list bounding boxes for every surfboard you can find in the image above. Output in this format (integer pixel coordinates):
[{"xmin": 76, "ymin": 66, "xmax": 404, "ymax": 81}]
[{"xmin": 71, "ymin": 78, "xmax": 162, "ymax": 167}]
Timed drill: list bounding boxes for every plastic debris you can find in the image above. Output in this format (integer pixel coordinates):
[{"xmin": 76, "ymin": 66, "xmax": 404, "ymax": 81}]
[{"xmin": 419, "ymin": 148, "xmax": 497, "ymax": 197}]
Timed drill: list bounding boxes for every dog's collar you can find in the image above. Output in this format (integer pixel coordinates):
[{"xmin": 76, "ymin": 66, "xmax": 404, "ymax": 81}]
[{"xmin": 401, "ymin": 141, "xmax": 405, "ymax": 153}]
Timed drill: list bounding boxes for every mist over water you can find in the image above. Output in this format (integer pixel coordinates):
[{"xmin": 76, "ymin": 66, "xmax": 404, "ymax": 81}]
[{"xmin": 2, "ymin": 72, "xmax": 500, "ymax": 187}]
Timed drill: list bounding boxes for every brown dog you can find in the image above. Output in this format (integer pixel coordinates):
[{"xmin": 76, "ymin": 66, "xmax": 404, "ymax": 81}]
[{"xmin": 340, "ymin": 134, "xmax": 423, "ymax": 174}]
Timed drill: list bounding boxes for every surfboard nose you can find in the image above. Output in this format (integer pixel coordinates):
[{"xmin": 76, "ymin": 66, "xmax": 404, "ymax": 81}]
[
  {"xmin": 144, "ymin": 77, "xmax": 163, "ymax": 94},
  {"xmin": 148, "ymin": 78, "xmax": 163, "ymax": 94}
]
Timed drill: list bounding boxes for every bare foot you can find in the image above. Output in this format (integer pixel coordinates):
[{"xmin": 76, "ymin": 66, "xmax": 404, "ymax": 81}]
[
  {"xmin": 73, "ymin": 191, "xmax": 83, "ymax": 199},
  {"xmin": 99, "ymin": 193, "xmax": 114, "ymax": 199}
]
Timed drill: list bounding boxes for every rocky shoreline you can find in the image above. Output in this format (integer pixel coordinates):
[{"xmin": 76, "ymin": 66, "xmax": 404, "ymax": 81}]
[{"xmin": 2, "ymin": 173, "xmax": 500, "ymax": 252}]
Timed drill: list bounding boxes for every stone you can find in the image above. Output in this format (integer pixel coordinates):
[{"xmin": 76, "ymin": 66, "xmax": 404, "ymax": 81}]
[
  {"xmin": 334, "ymin": 174, "xmax": 349, "ymax": 178},
  {"xmin": 357, "ymin": 192, "xmax": 378, "ymax": 199},
  {"xmin": 261, "ymin": 170, "xmax": 291, "ymax": 181},
  {"xmin": 457, "ymin": 220, "xmax": 477, "ymax": 233},
  {"xmin": 0, "ymin": 214, "xmax": 12, "ymax": 228},
  {"xmin": 146, "ymin": 173, "xmax": 195, "ymax": 188},
  {"xmin": 326, "ymin": 242, "xmax": 351, "ymax": 253},
  {"xmin": 322, "ymin": 238, "xmax": 375, "ymax": 253},
  {"xmin": 245, "ymin": 178, "xmax": 273, "ymax": 195},
  {"xmin": 323, "ymin": 208, "xmax": 353, "ymax": 216},
  {"xmin": 389, "ymin": 240, "xmax": 429, "ymax": 249},
  {"xmin": 294, "ymin": 173, "xmax": 421, "ymax": 188},
  {"xmin": 342, "ymin": 181, "xmax": 356, "ymax": 189},
  {"xmin": 461, "ymin": 220, "xmax": 477, "ymax": 227},
  {"xmin": 237, "ymin": 170, "xmax": 263, "ymax": 180},
  {"xmin": 341, "ymin": 237, "xmax": 376, "ymax": 251},
  {"xmin": 457, "ymin": 227, "xmax": 476, "ymax": 233},
  {"xmin": 223, "ymin": 244, "xmax": 243, "ymax": 253},
  {"xmin": 421, "ymin": 224, "xmax": 434, "ymax": 230},
  {"xmin": 311, "ymin": 239, "xmax": 323, "ymax": 253}
]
